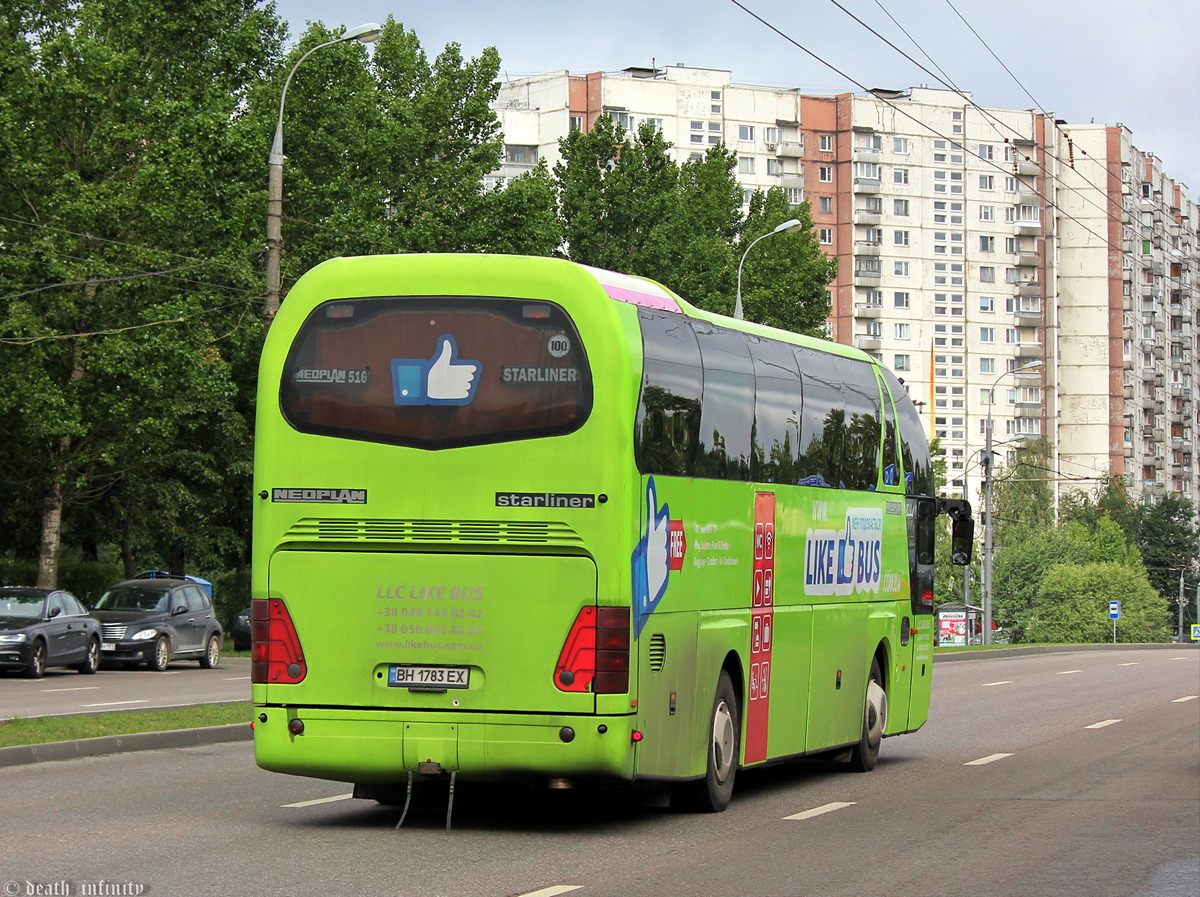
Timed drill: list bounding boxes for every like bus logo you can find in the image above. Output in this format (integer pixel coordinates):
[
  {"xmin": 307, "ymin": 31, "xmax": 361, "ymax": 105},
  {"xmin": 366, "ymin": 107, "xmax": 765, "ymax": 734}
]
[{"xmin": 391, "ymin": 335, "xmax": 481, "ymax": 406}]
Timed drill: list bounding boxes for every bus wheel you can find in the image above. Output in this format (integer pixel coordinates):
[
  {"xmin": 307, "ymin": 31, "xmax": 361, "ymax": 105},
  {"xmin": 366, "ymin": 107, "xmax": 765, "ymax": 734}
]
[
  {"xmin": 674, "ymin": 670, "xmax": 739, "ymax": 812},
  {"xmin": 849, "ymin": 658, "xmax": 887, "ymax": 773}
]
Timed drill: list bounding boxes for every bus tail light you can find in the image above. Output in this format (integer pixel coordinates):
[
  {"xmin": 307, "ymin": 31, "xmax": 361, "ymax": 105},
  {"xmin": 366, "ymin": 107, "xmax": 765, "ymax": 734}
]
[
  {"xmin": 554, "ymin": 606, "xmax": 630, "ymax": 694},
  {"xmin": 251, "ymin": 598, "xmax": 307, "ymax": 684}
]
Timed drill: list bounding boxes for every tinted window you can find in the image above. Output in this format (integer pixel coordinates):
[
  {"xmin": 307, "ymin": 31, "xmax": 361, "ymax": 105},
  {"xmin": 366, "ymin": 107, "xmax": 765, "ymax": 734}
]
[
  {"xmin": 749, "ymin": 337, "xmax": 802, "ymax": 484},
  {"xmin": 881, "ymin": 369, "xmax": 933, "ymax": 496},
  {"xmin": 838, "ymin": 356, "xmax": 883, "ymax": 491},
  {"xmin": 282, "ymin": 297, "xmax": 591, "ymax": 450},
  {"xmin": 693, "ymin": 324, "xmax": 754, "ymax": 480},
  {"xmin": 881, "ymin": 379, "xmax": 900, "ymax": 487},
  {"xmin": 795, "ymin": 347, "xmax": 842, "ymax": 488},
  {"xmin": 62, "ymin": 594, "xmax": 87, "ymax": 616},
  {"xmin": 636, "ymin": 312, "xmax": 702, "ymax": 477},
  {"xmin": 185, "ymin": 587, "xmax": 209, "ymax": 613},
  {"xmin": 48, "ymin": 594, "xmax": 65, "ymax": 618}
]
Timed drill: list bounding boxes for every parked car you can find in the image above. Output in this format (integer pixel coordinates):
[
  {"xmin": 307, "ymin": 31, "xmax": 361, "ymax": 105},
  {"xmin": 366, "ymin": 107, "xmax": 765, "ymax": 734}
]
[
  {"xmin": 232, "ymin": 606, "xmax": 251, "ymax": 651},
  {"xmin": 91, "ymin": 578, "xmax": 222, "ymax": 671},
  {"xmin": 0, "ymin": 586, "xmax": 102, "ymax": 678}
]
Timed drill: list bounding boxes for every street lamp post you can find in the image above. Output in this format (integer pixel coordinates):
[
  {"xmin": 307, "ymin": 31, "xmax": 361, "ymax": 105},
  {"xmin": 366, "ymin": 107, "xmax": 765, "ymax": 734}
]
[
  {"xmin": 981, "ymin": 359, "xmax": 1043, "ymax": 644},
  {"xmin": 265, "ymin": 23, "xmax": 383, "ymax": 327},
  {"xmin": 734, "ymin": 218, "xmax": 803, "ymax": 321}
]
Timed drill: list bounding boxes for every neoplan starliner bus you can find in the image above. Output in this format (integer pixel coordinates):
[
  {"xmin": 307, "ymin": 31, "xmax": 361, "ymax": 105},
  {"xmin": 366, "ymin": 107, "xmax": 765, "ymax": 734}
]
[{"xmin": 251, "ymin": 253, "xmax": 973, "ymax": 813}]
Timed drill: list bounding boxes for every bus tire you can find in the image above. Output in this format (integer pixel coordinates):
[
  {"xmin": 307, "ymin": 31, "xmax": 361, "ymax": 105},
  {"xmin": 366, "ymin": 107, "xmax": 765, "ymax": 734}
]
[
  {"xmin": 848, "ymin": 657, "xmax": 887, "ymax": 773},
  {"xmin": 674, "ymin": 670, "xmax": 739, "ymax": 812}
]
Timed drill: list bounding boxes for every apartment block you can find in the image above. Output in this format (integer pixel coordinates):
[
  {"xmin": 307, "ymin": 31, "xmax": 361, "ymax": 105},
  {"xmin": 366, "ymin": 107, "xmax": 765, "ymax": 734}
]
[{"xmin": 492, "ymin": 67, "xmax": 1199, "ymax": 510}]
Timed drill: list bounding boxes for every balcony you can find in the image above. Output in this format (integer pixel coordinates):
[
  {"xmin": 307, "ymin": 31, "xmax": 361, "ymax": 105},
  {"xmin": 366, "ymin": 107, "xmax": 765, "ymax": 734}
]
[
  {"xmin": 776, "ymin": 142, "xmax": 804, "ymax": 157},
  {"xmin": 1017, "ymin": 250, "xmax": 1042, "ymax": 267},
  {"xmin": 1017, "ymin": 159, "xmax": 1040, "ymax": 177},
  {"xmin": 853, "ymin": 208, "xmax": 882, "ymax": 225},
  {"xmin": 854, "ymin": 240, "xmax": 882, "ymax": 256},
  {"xmin": 854, "ymin": 336, "xmax": 882, "ymax": 352},
  {"xmin": 1016, "ymin": 342, "xmax": 1043, "ymax": 360},
  {"xmin": 854, "ymin": 304, "xmax": 883, "ymax": 319},
  {"xmin": 1014, "ymin": 218, "xmax": 1042, "ymax": 235},
  {"xmin": 1016, "ymin": 282, "xmax": 1042, "ymax": 297},
  {"xmin": 1015, "ymin": 404, "xmax": 1043, "ymax": 419},
  {"xmin": 853, "ymin": 148, "xmax": 882, "ymax": 164},
  {"xmin": 853, "ymin": 178, "xmax": 882, "ymax": 194}
]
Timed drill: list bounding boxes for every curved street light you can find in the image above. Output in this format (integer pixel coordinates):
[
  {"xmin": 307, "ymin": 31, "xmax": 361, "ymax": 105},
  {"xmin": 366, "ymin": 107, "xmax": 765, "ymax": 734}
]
[
  {"xmin": 981, "ymin": 358, "xmax": 1043, "ymax": 644},
  {"xmin": 265, "ymin": 23, "xmax": 383, "ymax": 327},
  {"xmin": 734, "ymin": 217, "xmax": 803, "ymax": 321}
]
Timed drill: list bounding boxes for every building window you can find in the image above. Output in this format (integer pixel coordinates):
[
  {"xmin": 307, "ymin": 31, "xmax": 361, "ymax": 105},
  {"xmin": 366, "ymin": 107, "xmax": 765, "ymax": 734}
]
[
  {"xmin": 980, "ymin": 296, "xmax": 995, "ymax": 312},
  {"xmin": 980, "ymin": 357, "xmax": 995, "ymax": 374},
  {"xmin": 893, "ymin": 137, "xmax": 910, "ymax": 154},
  {"xmin": 894, "ymin": 199, "xmax": 910, "ymax": 216},
  {"xmin": 978, "ymin": 144, "xmax": 994, "ymax": 160},
  {"xmin": 980, "ymin": 266, "xmax": 996, "ymax": 283},
  {"xmin": 979, "ymin": 175, "xmax": 994, "ymax": 190},
  {"xmin": 980, "ymin": 235, "xmax": 995, "ymax": 252},
  {"xmin": 894, "ymin": 261, "xmax": 910, "ymax": 277},
  {"xmin": 894, "ymin": 230, "xmax": 910, "ymax": 247},
  {"xmin": 1005, "ymin": 176, "xmax": 1018, "ymax": 192},
  {"xmin": 819, "ymin": 196, "xmax": 833, "ymax": 214},
  {"xmin": 980, "ymin": 327, "xmax": 995, "ymax": 343},
  {"xmin": 819, "ymin": 133, "xmax": 834, "ymax": 152},
  {"xmin": 819, "ymin": 166, "xmax": 833, "ymax": 182},
  {"xmin": 894, "ymin": 354, "xmax": 910, "ymax": 370},
  {"xmin": 979, "ymin": 204, "xmax": 994, "ymax": 221},
  {"xmin": 738, "ymin": 156, "xmax": 755, "ymax": 174},
  {"xmin": 865, "ymin": 289, "xmax": 883, "ymax": 305},
  {"xmin": 504, "ymin": 144, "xmax": 538, "ymax": 165},
  {"xmin": 818, "ymin": 227, "xmax": 834, "ymax": 244},
  {"xmin": 767, "ymin": 158, "xmax": 783, "ymax": 176},
  {"xmin": 739, "ymin": 124, "xmax": 755, "ymax": 141},
  {"xmin": 894, "ymin": 168, "xmax": 910, "ymax": 185},
  {"xmin": 785, "ymin": 187, "xmax": 804, "ymax": 205},
  {"xmin": 865, "ymin": 320, "xmax": 882, "ymax": 337},
  {"xmin": 894, "ymin": 291, "xmax": 910, "ymax": 308},
  {"xmin": 569, "ymin": 115, "xmax": 583, "ymax": 132},
  {"xmin": 765, "ymin": 126, "xmax": 782, "ymax": 144},
  {"xmin": 895, "ymin": 323, "xmax": 911, "ymax": 340}
]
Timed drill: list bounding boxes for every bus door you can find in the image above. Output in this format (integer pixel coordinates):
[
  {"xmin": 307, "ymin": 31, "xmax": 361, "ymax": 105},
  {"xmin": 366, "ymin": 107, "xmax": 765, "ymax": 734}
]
[{"xmin": 902, "ymin": 496, "xmax": 937, "ymax": 731}]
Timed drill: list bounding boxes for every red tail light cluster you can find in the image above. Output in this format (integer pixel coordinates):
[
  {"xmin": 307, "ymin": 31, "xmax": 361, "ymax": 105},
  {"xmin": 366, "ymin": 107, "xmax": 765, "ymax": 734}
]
[
  {"xmin": 251, "ymin": 597, "xmax": 307, "ymax": 684},
  {"xmin": 554, "ymin": 606, "xmax": 629, "ymax": 694}
]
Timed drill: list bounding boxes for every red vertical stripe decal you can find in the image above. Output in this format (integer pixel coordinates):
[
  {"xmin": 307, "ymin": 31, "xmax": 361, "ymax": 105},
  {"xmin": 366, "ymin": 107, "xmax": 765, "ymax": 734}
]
[{"xmin": 745, "ymin": 492, "xmax": 776, "ymax": 764}]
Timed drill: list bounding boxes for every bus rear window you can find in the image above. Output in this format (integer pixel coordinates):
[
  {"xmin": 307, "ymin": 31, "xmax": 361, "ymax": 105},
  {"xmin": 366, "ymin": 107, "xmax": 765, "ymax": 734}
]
[{"xmin": 281, "ymin": 297, "xmax": 592, "ymax": 449}]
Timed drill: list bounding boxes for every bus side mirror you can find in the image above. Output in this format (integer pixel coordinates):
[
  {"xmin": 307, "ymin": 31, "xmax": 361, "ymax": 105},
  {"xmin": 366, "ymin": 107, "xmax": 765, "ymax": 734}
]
[{"xmin": 950, "ymin": 517, "xmax": 974, "ymax": 566}]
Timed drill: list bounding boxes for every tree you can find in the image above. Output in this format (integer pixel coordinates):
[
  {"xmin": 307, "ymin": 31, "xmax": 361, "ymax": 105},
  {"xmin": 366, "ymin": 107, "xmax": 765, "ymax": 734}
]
[
  {"xmin": 735, "ymin": 189, "xmax": 837, "ymax": 335},
  {"xmin": 554, "ymin": 118, "xmax": 836, "ymax": 328},
  {"xmin": 1133, "ymin": 495, "xmax": 1198, "ymax": 600},
  {"xmin": 0, "ymin": 0, "xmax": 281, "ymax": 587},
  {"xmin": 1023, "ymin": 562, "xmax": 1169, "ymax": 644}
]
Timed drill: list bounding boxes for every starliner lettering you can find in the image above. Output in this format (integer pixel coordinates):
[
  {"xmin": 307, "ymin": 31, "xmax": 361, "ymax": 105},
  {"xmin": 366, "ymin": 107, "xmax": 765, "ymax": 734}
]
[
  {"xmin": 495, "ymin": 492, "xmax": 596, "ymax": 508},
  {"xmin": 500, "ymin": 367, "xmax": 579, "ymax": 383},
  {"xmin": 272, "ymin": 488, "xmax": 367, "ymax": 504},
  {"xmin": 804, "ymin": 508, "xmax": 884, "ymax": 596}
]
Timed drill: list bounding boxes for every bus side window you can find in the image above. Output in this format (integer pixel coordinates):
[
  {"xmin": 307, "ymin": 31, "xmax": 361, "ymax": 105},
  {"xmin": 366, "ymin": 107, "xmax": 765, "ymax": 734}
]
[
  {"xmin": 879, "ymin": 373, "xmax": 900, "ymax": 487},
  {"xmin": 636, "ymin": 312, "xmax": 702, "ymax": 477},
  {"xmin": 880, "ymin": 368, "xmax": 933, "ymax": 496},
  {"xmin": 748, "ymin": 336, "xmax": 803, "ymax": 484},
  {"xmin": 692, "ymin": 324, "xmax": 753, "ymax": 481},
  {"xmin": 836, "ymin": 355, "xmax": 882, "ymax": 491},
  {"xmin": 794, "ymin": 347, "xmax": 842, "ymax": 489}
]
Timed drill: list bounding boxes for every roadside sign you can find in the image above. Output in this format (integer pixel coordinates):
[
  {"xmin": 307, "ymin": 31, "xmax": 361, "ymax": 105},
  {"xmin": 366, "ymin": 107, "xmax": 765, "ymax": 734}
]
[
  {"xmin": 1109, "ymin": 601, "xmax": 1120, "ymax": 620},
  {"xmin": 1191, "ymin": 624, "xmax": 1200, "ymax": 642}
]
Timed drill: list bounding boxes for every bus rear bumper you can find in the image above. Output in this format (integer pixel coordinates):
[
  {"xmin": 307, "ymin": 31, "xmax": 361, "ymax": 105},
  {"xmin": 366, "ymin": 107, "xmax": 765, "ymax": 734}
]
[{"xmin": 253, "ymin": 706, "xmax": 637, "ymax": 785}]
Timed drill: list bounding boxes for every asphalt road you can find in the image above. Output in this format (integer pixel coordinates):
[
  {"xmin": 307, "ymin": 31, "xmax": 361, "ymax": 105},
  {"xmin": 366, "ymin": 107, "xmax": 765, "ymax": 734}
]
[
  {"xmin": 1, "ymin": 647, "xmax": 1197, "ymax": 897},
  {"xmin": 0, "ymin": 656, "xmax": 251, "ymax": 720}
]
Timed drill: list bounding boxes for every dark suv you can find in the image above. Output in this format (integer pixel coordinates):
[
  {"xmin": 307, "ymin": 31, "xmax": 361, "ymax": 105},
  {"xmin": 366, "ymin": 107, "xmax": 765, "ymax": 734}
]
[{"xmin": 92, "ymin": 578, "xmax": 222, "ymax": 670}]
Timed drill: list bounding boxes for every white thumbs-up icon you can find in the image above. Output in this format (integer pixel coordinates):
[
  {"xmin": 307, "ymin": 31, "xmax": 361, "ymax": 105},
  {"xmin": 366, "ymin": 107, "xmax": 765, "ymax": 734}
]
[{"xmin": 391, "ymin": 335, "xmax": 481, "ymax": 406}]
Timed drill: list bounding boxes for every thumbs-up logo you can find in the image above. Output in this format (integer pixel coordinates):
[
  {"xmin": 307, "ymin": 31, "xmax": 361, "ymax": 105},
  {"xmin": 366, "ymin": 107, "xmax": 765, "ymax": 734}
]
[{"xmin": 391, "ymin": 335, "xmax": 481, "ymax": 406}]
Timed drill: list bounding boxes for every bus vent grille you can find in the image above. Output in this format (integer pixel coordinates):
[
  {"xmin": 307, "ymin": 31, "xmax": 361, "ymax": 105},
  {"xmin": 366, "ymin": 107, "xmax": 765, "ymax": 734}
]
[
  {"xmin": 285, "ymin": 518, "xmax": 584, "ymax": 547},
  {"xmin": 648, "ymin": 633, "xmax": 667, "ymax": 672}
]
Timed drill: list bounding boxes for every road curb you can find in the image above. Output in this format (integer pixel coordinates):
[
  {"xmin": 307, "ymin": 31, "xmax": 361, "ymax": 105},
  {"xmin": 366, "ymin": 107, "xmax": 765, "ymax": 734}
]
[
  {"xmin": 0, "ymin": 722, "xmax": 252, "ymax": 768},
  {"xmin": 933, "ymin": 642, "xmax": 1198, "ymax": 662}
]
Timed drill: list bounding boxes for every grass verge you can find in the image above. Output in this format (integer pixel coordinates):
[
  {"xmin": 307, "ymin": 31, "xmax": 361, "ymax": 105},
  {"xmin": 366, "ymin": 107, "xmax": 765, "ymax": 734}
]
[{"xmin": 0, "ymin": 702, "xmax": 251, "ymax": 749}]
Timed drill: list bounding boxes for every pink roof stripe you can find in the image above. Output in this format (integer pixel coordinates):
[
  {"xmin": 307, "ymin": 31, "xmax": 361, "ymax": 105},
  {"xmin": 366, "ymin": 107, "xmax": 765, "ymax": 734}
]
[{"xmin": 599, "ymin": 281, "xmax": 681, "ymax": 313}]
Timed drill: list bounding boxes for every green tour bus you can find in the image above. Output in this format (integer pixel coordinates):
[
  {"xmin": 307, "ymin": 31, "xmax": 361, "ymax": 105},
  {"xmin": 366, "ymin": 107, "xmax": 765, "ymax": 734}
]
[{"xmin": 251, "ymin": 253, "xmax": 973, "ymax": 812}]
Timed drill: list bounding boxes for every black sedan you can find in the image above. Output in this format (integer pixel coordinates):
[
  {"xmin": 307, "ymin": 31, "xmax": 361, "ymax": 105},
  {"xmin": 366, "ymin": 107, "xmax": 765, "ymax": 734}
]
[
  {"xmin": 92, "ymin": 578, "xmax": 222, "ymax": 671},
  {"xmin": 0, "ymin": 586, "xmax": 102, "ymax": 678}
]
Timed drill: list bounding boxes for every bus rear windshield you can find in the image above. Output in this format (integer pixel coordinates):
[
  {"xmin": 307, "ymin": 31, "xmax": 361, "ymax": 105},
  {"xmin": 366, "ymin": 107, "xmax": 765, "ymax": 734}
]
[{"xmin": 281, "ymin": 297, "xmax": 592, "ymax": 450}]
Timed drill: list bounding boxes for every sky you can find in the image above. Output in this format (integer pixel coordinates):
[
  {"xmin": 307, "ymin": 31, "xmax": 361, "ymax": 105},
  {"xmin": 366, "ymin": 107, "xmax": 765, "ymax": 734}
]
[{"xmin": 272, "ymin": 0, "xmax": 1200, "ymax": 191}]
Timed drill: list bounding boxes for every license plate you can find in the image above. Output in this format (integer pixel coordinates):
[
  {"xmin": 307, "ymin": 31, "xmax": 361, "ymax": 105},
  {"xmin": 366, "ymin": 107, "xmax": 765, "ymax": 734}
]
[
  {"xmin": 101, "ymin": 643, "xmax": 115, "ymax": 652},
  {"xmin": 388, "ymin": 664, "xmax": 469, "ymax": 689}
]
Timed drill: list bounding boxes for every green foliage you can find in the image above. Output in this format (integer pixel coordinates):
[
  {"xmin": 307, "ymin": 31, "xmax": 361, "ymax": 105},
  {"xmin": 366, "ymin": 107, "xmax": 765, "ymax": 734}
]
[
  {"xmin": 1022, "ymin": 562, "xmax": 1169, "ymax": 644},
  {"xmin": 554, "ymin": 117, "xmax": 835, "ymax": 329}
]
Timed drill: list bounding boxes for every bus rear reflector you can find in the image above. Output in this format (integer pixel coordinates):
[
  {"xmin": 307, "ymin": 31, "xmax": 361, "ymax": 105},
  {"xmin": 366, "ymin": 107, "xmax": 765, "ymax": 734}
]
[
  {"xmin": 251, "ymin": 598, "xmax": 307, "ymax": 684},
  {"xmin": 554, "ymin": 606, "xmax": 630, "ymax": 694}
]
